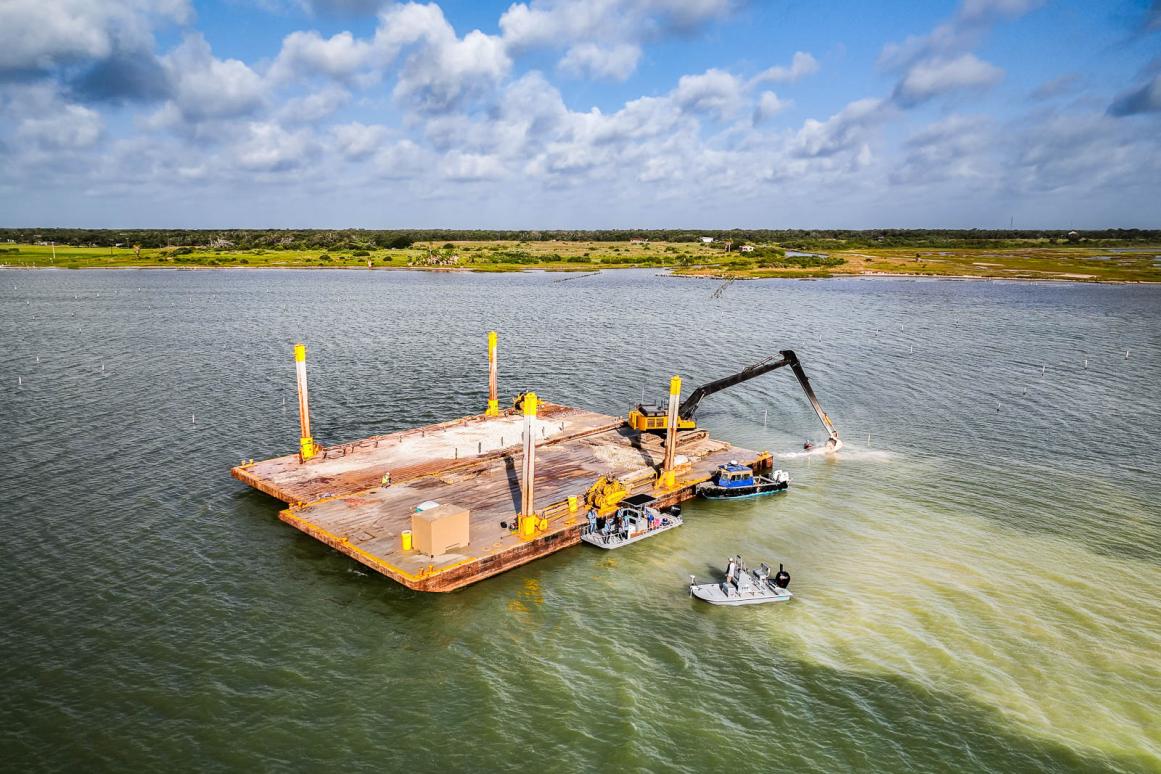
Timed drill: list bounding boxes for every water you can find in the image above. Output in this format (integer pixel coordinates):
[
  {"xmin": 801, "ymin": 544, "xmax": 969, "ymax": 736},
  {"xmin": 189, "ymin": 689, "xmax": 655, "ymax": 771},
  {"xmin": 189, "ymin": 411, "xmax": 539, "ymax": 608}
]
[{"xmin": 2, "ymin": 269, "xmax": 1159, "ymax": 772}]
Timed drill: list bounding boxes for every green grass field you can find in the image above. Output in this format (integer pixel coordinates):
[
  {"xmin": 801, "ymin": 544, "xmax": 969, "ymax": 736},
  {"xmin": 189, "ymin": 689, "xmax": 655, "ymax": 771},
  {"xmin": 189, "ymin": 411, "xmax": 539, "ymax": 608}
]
[{"xmin": 3, "ymin": 240, "xmax": 1158, "ymax": 282}]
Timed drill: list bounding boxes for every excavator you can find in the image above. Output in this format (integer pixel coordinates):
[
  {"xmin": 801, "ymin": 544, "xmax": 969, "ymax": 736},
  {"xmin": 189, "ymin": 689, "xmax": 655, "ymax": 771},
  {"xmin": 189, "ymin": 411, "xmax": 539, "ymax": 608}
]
[{"xmin": 627, "ymin": 350, "xmax": 842, "ymax": 450}]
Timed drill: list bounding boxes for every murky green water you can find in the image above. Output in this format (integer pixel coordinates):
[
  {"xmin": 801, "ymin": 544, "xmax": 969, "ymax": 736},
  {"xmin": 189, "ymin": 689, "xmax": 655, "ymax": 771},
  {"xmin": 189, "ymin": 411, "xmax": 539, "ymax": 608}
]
[{"xmin": 2, "ymin": 269, "xmax": 1159, "ymax": 772}]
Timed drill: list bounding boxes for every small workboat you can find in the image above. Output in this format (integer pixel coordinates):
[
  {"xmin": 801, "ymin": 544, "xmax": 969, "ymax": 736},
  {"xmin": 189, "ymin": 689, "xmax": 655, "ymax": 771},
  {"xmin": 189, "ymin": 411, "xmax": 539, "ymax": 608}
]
[
  {"xmin": 695, "ymin": 461, "xmax": 789, "ymax": 499},
  {"xmin": 581, "ymin": 494, "xmax": 682, "ymax": 550},
  {"xmin": 689, "ymin": 556, "xmax": 792, "ymax": 606}
]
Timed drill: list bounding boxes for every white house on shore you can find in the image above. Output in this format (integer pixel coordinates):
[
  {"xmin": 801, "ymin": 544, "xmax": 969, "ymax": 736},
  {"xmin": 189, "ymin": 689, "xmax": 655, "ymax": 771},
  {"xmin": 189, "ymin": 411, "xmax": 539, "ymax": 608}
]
[
  {"xmin": 740, "ymin": 245, "xmax": 755, "ymax": 252},
  {"xmin": 700, "ymin": 236, "xmax": 714, "ymax": 244}
]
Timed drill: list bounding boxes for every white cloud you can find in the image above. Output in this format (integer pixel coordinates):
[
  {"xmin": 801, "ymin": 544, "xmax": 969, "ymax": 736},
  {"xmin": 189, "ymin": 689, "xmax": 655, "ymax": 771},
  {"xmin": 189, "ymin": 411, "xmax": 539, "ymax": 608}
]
[
  {"xmin": 879, "ymin": 0, "xmax": 1042, "ymax": 72},
  {"xmin": 277, "ymin": 86, "xmax": 351, "ymax": 123},
  {"xmin": 17, "ymin": 103, "xmax": 103, "ymax": 149},
  {"xmin": 673, "ymin": 68, "xmax": 744, "ymax": 117},
  {"xmin": 751, "ymin": 51, "xmax": 819, "ymax": 85},
  {"xmin": 558, "ymin": 43, "xmax": 642, "ymax": 81},
  {"xmin": 331, "ymin": 121, "xmax": 389, "ymax": 160},
  {"xmin": 161, "ymin": 34, "xmax": 266, "ymax": 123},
  {"xmin": 372, "ymin": 139, "xmax": 430, "ymax": 178},
  {"xmin": 891, "ymin": 114, "xmax": 998, "ymax": 185},
  {"xmin": 500, "ymin": 0, "xmax": 733, "ymax": 79},
  {"xmin": 0, "ymin": 0, "xmax": 190, "ymax": 73},
  {"xmin": 269, "ymin": 30, "xmax": 376, "ymax": 85},
  {"xmin": 373, "ymin": 3, "xmax": 510, "ymax": 113},
  {"xmin": 232, "ymin": 122, "xmax": 315, "ymax": 172},
  {"xmin": 499, "ymin": 0, "xmax": 620, "ymax": 50},
  {"xmin": 792, "ymin": 97, "xmax": 888, "ymax": 158},
  {"xmin": 440, "ymin": 151, "xmax": 506, "ymax": 181},
  {"xmin": 893, "ymin": 53, "xmax": 1003, "ymax": 106},
  {"xmin": 752, "ymin": 91, "xmax": 790, "ymax": 125}
]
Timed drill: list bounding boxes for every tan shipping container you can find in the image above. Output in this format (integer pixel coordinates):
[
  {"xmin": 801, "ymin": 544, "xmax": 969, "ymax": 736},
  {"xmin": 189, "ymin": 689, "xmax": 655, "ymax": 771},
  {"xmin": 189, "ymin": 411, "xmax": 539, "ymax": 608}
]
[{"xmin": 411, "ymin": 504, "xmax": 470, "ymax": 556}]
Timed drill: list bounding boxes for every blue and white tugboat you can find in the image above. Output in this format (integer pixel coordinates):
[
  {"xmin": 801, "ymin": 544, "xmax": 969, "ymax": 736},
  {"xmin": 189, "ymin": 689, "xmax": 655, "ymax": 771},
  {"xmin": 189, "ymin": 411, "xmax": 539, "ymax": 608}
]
[
  {"xmin": 689, "ymin": 556, "xmax": 792, "ymax": 605},
  {"xmin": 695, "ymin": 461, "xmax": 789, "ymax": 500}
]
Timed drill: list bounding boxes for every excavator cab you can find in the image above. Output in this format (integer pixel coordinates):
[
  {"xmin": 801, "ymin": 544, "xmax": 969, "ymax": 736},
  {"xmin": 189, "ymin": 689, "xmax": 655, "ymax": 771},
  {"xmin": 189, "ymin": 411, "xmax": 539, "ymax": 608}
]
[{"xmin": 627, "ymin": 404, "xmax": 697, "ymax": 432}]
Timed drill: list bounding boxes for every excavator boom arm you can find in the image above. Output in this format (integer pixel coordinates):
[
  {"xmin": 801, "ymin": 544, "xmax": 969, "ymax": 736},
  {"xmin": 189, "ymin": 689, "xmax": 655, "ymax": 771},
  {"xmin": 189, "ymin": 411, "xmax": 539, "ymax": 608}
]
[
  {"xmin": 783, "ymin": 351, "xmax": 841, "ymax": 448},
  {"xmin": 677, "ymin": 349, "xmax": 841, "ymax": 448},
  {"xmin": 678, "ymin": 355, "xmax": 791, "ymax": 419}
]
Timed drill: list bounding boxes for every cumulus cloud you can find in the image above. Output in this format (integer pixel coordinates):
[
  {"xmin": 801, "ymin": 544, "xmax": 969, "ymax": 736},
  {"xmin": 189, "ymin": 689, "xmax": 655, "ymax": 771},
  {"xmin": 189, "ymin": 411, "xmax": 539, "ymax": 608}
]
[
  {"xmin": 0, "ymin": 0, "xmax": 189, "ymax": 74},
  {"xmin": 792, "ymin": 97, "xmax": 888, "ymax": 159},
  {"xmin": 891, "ymin": 114, "xmax": 997, "ymax": 185},
  {"xmin": 500, "ymin": 0, "xmax": 732, "ymax": 49},
  {"xmin": 879, "ymin": 0, "xmax": 1036, "ymax": 111},
  {"xmin": 232, "ymin": 122, "xmax": 315, "ymax": 172},
  {"xmin": 277, "ymin": 86, "xmax": 351, "ymax": 123},
  {"xmin": 879, "ymin": 0, "xmax": 1042, "ymax": 71},
  {"xmin": 372, "ymin": 139, "xmax": 430, "ymax": 178},
  {"xmin": 752, "ymin": 91, "xmax": 789, "ymax": 125},
  {"xmin": 1012, "ymin": 113, "xmax": 1161, "ymax": 193},
  {"xmin": 331, "ymin": 121, "xmax": 389, "ymax": 160},
  {"xmin": 751, "ymin": 51, "xmax": 819, "ymax": 85},
  {"xmin": 269, "ymin": 30, "xmax": 376, "ymax": 85},
  {"xmin": 500, "ymin": 0, "xmax": 734, "ymax": 79},
  {"xmin": 374, "ymin": 3, "xmax": 510, "ymax": 113},
  {"xmin": 558, "ymin": 43, "xmax": 641, "ymax": 80},
  {"xmin": 18, "ymin": 103, "xmax": 104, "ymax": 149},
  {"xmin": 440, "ymin": 151, "xmax": 506, "ymax": 181},
  {"xmin": 160, "ymin": 34, "xmax": 265, "ymax": 123},
  {"xmin": 893, "ymin": 53, "xmax": 1003, "ymax": 106},
  {"xmin": 1107, "ymin": 73, "xmax": 1161, "ymax": 116},
  {"xmin": 673, "ymin": 68, "xmax": 744, "ymax": 117}
]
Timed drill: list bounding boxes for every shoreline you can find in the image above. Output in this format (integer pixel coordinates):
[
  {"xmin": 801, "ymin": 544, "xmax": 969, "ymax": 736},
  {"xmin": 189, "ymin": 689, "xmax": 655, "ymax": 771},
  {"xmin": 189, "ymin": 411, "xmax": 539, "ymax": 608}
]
[{"xmin": 3, "ymin": 263, "xmax": 1159, "ymax": 285}]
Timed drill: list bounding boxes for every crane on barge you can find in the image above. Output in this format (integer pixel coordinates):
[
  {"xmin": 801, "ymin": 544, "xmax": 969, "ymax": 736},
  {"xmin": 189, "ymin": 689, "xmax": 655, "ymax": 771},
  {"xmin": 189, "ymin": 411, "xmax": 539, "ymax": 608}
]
[{"xmin": 628, "ymin": 350, "xmax": 842, "ymax": 450}]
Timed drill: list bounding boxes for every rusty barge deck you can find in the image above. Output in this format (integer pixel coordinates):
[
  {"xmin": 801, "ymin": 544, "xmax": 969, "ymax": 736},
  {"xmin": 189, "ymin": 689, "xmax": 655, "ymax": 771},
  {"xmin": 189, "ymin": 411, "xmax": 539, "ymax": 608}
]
[{"xmin": 232, "ymin": 401, "xmax": 769, "ymax": 592}]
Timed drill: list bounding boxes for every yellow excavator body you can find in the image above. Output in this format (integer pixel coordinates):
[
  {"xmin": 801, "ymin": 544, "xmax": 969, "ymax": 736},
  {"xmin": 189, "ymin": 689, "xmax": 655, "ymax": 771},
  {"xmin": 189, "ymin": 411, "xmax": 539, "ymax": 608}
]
[{"xmin": 627, "ymin": 407, "xmax": 697, "ymax": 432}]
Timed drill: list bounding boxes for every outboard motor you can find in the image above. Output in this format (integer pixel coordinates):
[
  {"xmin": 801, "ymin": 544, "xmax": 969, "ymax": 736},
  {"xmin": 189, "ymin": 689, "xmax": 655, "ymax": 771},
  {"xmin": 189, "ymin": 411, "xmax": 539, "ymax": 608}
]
[
  {"xmin": 774, "ymin": 564, "xmax": 791, "ymax": 589},
  {"xmin": 668, "ymin": 505, "xmax": 681, "ymax": 518}
]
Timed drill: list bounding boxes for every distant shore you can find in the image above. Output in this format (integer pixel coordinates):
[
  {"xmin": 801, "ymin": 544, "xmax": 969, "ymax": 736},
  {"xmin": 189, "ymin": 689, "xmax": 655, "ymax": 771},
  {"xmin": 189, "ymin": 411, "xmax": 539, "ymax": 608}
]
[{"xmin": 2, "ymin": 240, "xmax": 1158, "ymax": 283}]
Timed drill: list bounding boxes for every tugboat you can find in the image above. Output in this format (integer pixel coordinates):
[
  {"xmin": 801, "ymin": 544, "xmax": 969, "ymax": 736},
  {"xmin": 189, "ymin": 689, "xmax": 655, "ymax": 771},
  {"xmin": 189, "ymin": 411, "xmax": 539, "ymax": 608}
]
[
  {"xmin": 695, "ymin": 461, "xmax": 789, "ymax": 500},
  {"xmin": 581, "ymin": 494, "xmax": 683, "ymax": 549},
  {"xmin": 689, "ymin": 556, "xmax": 792, "ymax": 605}
]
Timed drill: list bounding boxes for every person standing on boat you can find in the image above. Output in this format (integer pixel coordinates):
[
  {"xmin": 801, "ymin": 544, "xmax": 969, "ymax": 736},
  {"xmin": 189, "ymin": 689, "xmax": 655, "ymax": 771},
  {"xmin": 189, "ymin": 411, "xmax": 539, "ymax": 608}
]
[{"xmin": 726, "ymin": 556, "xmax": 737, "ymax": 584}]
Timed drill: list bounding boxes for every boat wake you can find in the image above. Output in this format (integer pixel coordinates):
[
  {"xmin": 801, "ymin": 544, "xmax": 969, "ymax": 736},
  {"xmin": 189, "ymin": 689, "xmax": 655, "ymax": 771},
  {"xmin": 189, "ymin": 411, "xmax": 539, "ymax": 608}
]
[{"xmin": 780, "ymin": 444, "xmax": 896, "ymax": 463}]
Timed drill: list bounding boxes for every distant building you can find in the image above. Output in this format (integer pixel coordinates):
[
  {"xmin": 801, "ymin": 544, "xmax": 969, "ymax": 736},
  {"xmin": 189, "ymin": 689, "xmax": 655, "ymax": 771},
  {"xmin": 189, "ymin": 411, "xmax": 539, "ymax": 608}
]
[
  {"xmin": 700, "ymin": 237, "xmax": 714, "ymax": 244},
  {"xmin": 740, "ymin": 245, "xmax": 754, "ymax": 253},
  {"xmin": 629, "ymin": 238, "xmax": 649, "ymax": 244}
]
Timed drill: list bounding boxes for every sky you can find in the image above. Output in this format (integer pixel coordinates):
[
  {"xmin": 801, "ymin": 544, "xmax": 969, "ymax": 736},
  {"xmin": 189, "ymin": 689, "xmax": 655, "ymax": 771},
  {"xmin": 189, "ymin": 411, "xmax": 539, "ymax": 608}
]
[{"xmin": 1, "ymin": 0, "xmax": 1159, "ymax": 229}]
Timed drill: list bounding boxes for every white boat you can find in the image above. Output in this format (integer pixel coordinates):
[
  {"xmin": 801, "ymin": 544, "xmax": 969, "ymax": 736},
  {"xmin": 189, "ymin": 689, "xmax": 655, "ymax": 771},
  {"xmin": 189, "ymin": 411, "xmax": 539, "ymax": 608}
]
[
  {"xmin": 689, "ymin": 556, "xmax": 792, "ymax": 605},
  {"xmin": 581, "ymin": 496, "xmax": 682, "ymax": 550}
]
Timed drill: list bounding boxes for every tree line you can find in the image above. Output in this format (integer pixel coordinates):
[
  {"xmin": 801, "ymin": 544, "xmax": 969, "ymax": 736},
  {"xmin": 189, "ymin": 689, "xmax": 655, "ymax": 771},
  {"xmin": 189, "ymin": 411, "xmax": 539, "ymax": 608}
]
[{"xmin": 2, "ymin": 228, "xmax": 1158, "ymax": 251}]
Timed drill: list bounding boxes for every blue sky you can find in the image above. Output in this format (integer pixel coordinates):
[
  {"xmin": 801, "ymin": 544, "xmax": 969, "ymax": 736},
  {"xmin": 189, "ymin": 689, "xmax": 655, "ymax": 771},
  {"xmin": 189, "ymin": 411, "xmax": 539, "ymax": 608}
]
[{"xmin": 1, "ymin": 0, "xmax": 1159, "ymax": 228}]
